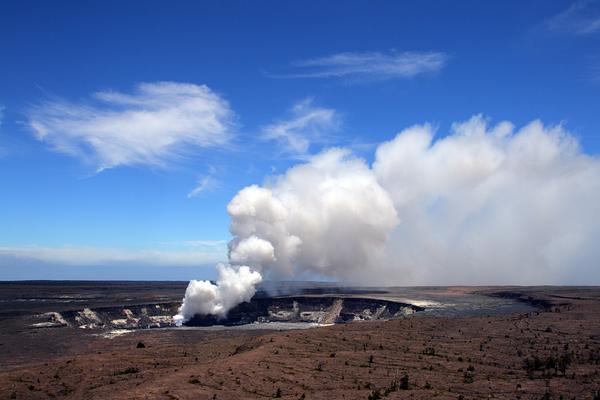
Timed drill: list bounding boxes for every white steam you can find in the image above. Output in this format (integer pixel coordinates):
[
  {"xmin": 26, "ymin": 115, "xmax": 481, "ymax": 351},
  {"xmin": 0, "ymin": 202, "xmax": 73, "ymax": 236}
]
[
  {"xmin": 227, "ymin": 149, "xmax": 399, "ymax": 280},
  {"xmin": 174, "ymin": 264, "xmax": 262, "ymax": 325},
  {"xmin": 374, "ymin": 116, "xmax": 600, "ymax": 284},
  {"xmin": 175, "ymin": 148, "xmax": 396, "ymax": 323},
  {"xmin": 228, "ymin": 235, "xmax": 276, "ymax": 268},
  {"xmin": 176, "ymin": 115, "xmax": 600, "ymax": 323}
]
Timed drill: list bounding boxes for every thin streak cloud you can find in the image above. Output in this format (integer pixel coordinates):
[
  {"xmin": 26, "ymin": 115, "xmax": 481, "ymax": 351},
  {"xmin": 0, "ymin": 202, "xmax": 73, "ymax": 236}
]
[
  {"xmin": 545, "ymin": 0, "xmax": 600, "ymax": 36},
  {"xmin": 187, "ymin": 176, "xmax": 219, "ymax": 198},
  {"xmin": 261, "ymin": 99, "xmax": 340, "ymax": 157},
  {"xmin": 275, "ymin": 50, "xmax": 448, "ymax": 82}
]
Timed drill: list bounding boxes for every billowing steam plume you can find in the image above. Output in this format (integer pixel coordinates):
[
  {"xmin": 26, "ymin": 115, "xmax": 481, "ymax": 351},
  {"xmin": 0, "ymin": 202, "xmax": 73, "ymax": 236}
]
[
  {"xmin": 174, "ymin": 147, "xmax": 395, "ymax": 323},
  {"xmin": 174, "ymin": 264, "xmax": 261, "ymax": 325},
  {"xmin": 176, "ymin": 115, "xmax": 600, "ymax": 323}
]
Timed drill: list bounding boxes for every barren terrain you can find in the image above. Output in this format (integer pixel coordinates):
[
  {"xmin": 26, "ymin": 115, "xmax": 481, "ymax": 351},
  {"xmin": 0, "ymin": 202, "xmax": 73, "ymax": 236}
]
[{"xmin": 1, "ymin": 284, "xmax": 599, "ymax": 399}]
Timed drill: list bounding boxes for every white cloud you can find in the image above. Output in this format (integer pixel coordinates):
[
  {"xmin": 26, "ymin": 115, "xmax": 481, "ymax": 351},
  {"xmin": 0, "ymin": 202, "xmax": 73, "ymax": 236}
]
[
  {"xmin": 280, "ymin": 51, "xmax": 448, "ymax": 81},
  {"xmin": 545, "ymin": 0, "xmax": 600, "ymax": 35},
  {"xmin": 28, "ymin": 82, "xmax": 236, "ymax": 171},
  {"xmin": 261, "ymin": 99, "xmax": 340, "ymax": 157},
  {"xmin": 0, "ymin": 242, "xmax": 228, "ymax": 267},
  {"xmin": 187, "ymin": 176, "xmax": 219, "ymax": 198}
]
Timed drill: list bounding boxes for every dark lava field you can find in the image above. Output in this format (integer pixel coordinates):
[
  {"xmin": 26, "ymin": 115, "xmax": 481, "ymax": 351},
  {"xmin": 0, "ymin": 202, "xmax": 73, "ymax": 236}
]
[{"xmin": 1, "ymin": 282, "xmax": 599, "ymax": 399}]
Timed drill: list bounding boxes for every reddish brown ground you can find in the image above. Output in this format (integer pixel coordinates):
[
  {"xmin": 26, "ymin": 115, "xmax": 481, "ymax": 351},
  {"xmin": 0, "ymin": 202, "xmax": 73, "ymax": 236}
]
[{"xmin": 1, "ymin": 287, "xmax": 600, "ymax": 399}]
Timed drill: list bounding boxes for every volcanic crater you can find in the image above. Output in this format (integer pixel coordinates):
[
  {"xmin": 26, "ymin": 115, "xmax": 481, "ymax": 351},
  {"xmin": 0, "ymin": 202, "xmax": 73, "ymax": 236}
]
[{"xmin": 35, "ymin": 293, "xmax": 423, "ymax": 330}]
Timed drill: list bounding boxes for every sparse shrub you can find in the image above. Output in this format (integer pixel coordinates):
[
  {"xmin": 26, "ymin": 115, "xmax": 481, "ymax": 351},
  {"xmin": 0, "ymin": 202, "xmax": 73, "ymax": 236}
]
[
  {"xmin": 399, "ymin": 373, "xmax": 409, "ymax": 390},
  {"xmin": 136, "ymin": 341, "xmax": 145, "ymax": 348},
  {"xmin": 382, "ymin": 378, "xmax": 398, "ymax": 395},
  {"xmin": 189, "ymin": 378, "xmax": 201, "ymax": 385},
  {"xmin": 424, "ymin": 381, "xmax": 432, "ymax": 389},
  {"xmin": 545, "ymin": 356, "xmax": 557, "ymax": 374},
  {"xmin": 115, "ymin": 367, "xmax": 139, "ymax": 375},
  {"xmin": 57, "ymin": 387, "xmax": 74, "ymax": 396},
  {"xmin": 423, "ymin": 347, "xmax": 436, "ymax": 356},
  {"xmin": 274, "ymin": 387, "xmax": 282, "ymax": 398},
  {"xmin": 524, "ymin": 355, "xmax": 544, "ymax": 376},
  {"xmin": 524, "ymin": 352, "xmax": 571, "ymax": 378},
  {"xmin": 367, "ymin": 389, "xmax": 381, "ymax": 400},
  {"xmin": 463, "ymin": 371, "xmax": 474, "ymax": 384}
]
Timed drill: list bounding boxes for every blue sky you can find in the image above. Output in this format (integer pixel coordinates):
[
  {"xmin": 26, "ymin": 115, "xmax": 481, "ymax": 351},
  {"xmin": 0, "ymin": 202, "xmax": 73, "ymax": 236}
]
[{"xmin": 1, "ymin": 0, "xmax": 599, "ymax": 280}]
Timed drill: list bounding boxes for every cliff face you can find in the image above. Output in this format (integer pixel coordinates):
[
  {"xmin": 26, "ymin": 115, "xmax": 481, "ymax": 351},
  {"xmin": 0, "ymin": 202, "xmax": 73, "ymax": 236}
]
[
  {"xmin": 185, "ymin": 296, "xmax": 423, "ymax": 326},
  {"xmin": 38, "ymin": 302, "xmax": 181, "ymax": 330},
  {"xmin": 33, "ymin": 296, "xmax": 423, "ymax": 330}
]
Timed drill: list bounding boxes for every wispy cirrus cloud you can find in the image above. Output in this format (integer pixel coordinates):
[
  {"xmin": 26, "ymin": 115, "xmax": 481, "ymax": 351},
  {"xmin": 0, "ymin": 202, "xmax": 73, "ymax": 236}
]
[
  {"xmin": 275, "ymin": 50, "xmax": 448, "ymax": 82},
  {"xmin": 545, "ymin": 0, "xmax": 600, "ymax": 36},
  {"xmin": 28, "ymin": 82, "xmax": 236, "ymax": 172},
  {"xmin": 261, "ymin": 98, "xmax": 340, "ymax": 157},
  {"xmin": 187, "ymin": 175, "xmax": 219, "ymax": 198}
]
